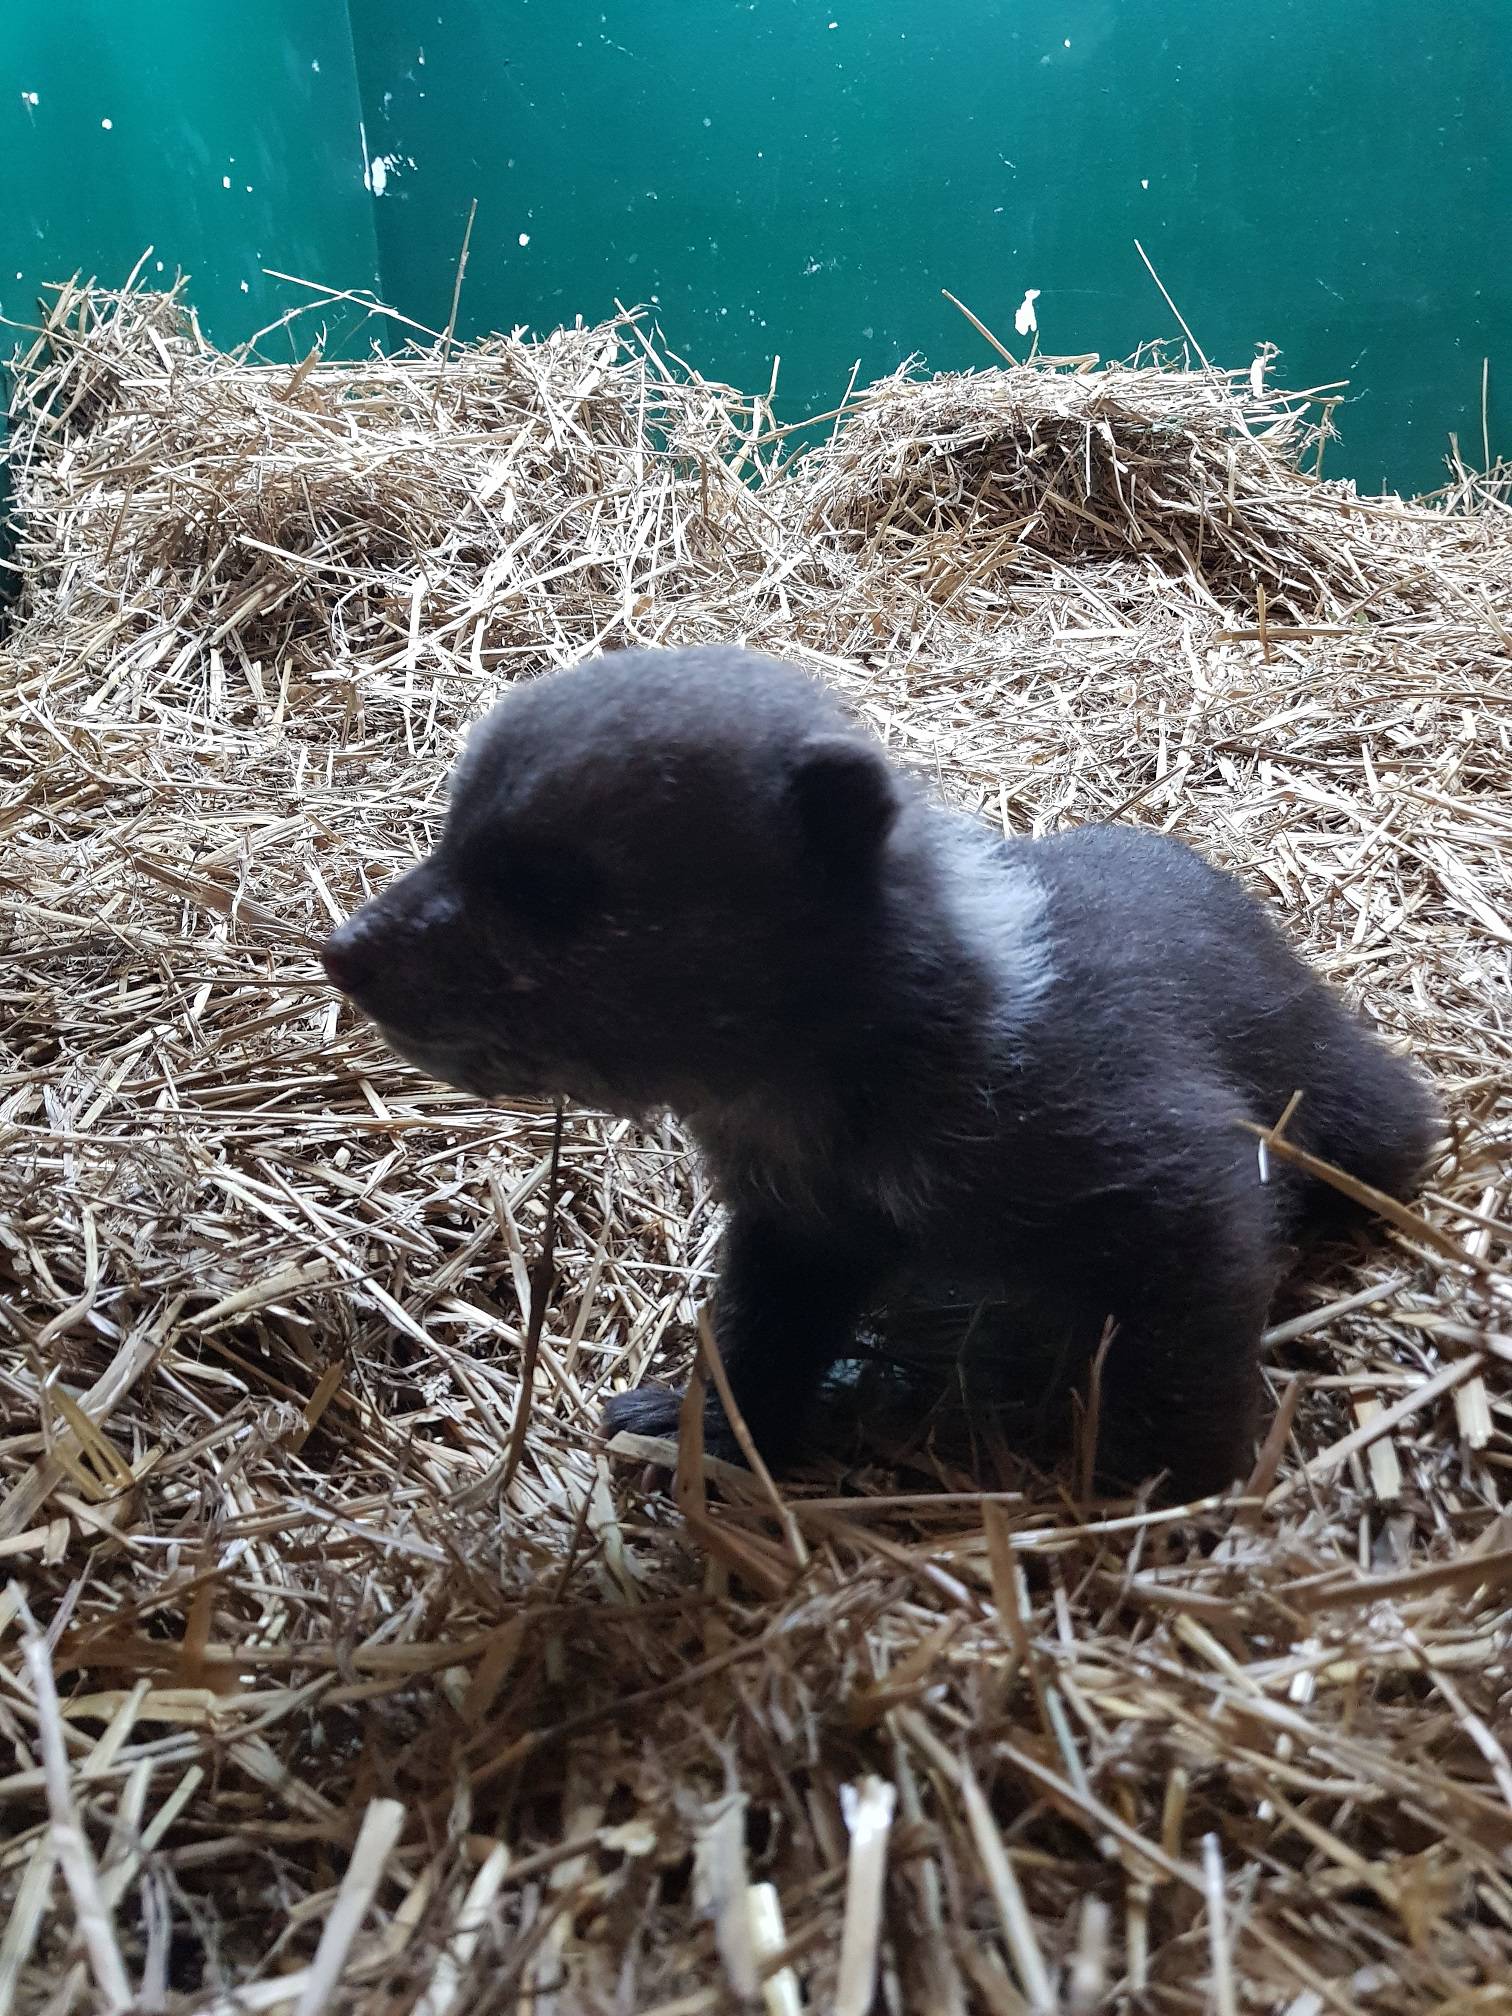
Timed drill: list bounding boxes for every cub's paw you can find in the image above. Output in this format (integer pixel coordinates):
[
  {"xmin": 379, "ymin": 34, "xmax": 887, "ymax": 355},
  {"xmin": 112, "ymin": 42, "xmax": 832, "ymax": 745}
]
[
  {"xmin": 601, "ymin": 1384, "xmax": 744, "ymax": 1465},
  {"xmin": 601, "ymin": 1384, "xmax": 684, "ymax": 1441}
]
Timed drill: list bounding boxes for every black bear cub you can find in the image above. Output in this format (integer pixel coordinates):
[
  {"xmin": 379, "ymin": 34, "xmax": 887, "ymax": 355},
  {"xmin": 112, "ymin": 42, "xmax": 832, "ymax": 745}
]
[{"xmin": 322, "ymin": 645, "xmax": 1439, "ymax": 1500}]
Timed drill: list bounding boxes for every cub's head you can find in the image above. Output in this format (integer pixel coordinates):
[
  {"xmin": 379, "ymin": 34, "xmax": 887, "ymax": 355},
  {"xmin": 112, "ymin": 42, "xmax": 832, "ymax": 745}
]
[{"xmin": 320, "ymin": 646, "xmax": 911, "ymax": 1114}]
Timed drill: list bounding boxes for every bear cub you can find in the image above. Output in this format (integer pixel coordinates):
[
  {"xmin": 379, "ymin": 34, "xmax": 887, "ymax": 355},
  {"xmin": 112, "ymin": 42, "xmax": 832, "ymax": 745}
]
[{"xmin": 322, "ymin": 645, "xmax": 1439, "ymax": 1500}]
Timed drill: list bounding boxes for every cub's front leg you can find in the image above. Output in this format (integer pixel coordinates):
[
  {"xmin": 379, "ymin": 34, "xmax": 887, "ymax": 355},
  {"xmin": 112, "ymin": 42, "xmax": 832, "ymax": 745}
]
[{"xmin": 602, "ymin": 1209, "xmax": 882, "ymax": 1468}]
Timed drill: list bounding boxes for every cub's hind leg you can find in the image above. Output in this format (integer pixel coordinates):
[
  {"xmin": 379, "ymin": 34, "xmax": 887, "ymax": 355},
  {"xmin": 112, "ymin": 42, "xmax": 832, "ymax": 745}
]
[
  {"xmin": 1087, "ymin": 1117, "xmax": 1286, "ymax": 1503},
  {"xmin": 1270, "ymin": 985, "xmax": 1440, "ymax": 1229}
]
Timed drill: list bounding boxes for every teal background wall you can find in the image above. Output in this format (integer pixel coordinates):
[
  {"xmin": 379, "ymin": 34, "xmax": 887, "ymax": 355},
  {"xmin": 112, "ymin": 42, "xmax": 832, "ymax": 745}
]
[
  {"xmin": 4, "ymin": 1, "xmax": 1509, "ymax": 495},
  {"xmin": 0, "ymin": 1, "xmax": 381, "ymax": 352}
]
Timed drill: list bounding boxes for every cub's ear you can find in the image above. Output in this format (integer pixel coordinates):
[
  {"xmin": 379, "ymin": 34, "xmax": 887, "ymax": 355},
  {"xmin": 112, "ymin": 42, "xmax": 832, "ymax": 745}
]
[{"xmin": 790, "ymin": 734, "xmax": 900, "ymax": 874}]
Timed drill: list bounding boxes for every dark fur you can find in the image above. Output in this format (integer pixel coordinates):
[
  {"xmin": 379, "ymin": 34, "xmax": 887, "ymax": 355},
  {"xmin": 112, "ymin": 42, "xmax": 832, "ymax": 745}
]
[{"xmin": 322, "ymin": 645, "xmax": 1440, "ymax": 1500}]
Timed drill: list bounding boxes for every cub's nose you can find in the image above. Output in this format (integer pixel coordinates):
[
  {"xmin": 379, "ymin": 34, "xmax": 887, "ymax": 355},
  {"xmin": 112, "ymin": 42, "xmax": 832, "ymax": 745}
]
[{"xmin": 321, "ymin": 918, "xmax": 382, "ymax": 998}]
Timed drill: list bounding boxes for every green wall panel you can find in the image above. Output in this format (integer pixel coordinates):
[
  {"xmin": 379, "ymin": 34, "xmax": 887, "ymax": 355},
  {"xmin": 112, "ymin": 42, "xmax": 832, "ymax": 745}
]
[
  {"xmin": 0, "ymin": 0, "xmax": 382, "ymax": 356},
  {"xmin": 1, "ymin": 3, "xmax": 1506, "ymax": 496},
  {"xmin": 348, "ymin": 0, "xmax": 1510, "ymax": 495}
]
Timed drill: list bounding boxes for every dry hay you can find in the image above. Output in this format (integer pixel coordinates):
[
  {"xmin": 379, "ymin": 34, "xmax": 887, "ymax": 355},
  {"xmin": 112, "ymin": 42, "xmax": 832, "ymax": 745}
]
[
  {"xmin": 0, "ymin": 276, "xmax": 1510, "ymax": 2015},
  {"xmin": 784, "ymin": 354, "xmax": 1359, "ymax": 623}
]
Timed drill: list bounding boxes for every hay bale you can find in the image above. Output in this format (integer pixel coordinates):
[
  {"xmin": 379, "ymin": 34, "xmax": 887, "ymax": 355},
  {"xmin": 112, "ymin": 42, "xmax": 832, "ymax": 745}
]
[
  {"xmin": 1, "ymin": 279, "xmax": 1508, "ymax": 2013},
  {"xmin": 786, "ymin": 356, "xmax": 1356, "ymax": 620},
  {"xmin": 3, "ymin": 281, "xmax": 761, "ymax": 733}
]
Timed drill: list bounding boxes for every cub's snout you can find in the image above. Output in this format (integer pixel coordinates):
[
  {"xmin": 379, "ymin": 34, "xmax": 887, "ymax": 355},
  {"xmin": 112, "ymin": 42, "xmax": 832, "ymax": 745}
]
[{"xmin": 321, "ymin": 865, "xmax": 471, "ymax": 1039}]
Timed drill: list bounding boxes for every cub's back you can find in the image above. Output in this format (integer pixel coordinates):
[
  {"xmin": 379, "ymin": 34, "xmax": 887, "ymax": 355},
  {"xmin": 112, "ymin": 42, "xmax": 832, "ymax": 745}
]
[{"xmin": 982, "ymin": 819, "xmax": 1435, "ymax": 1198}]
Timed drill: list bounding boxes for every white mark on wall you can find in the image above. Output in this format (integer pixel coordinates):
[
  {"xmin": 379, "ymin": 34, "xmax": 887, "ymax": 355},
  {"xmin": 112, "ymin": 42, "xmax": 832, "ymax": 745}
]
[
  {"xmin": 311, "ymin": 59, "xmax": 321, "ymax": 74},
  {"xmin": 1140, "ymin": 177, "xmax": 1150, "ymax": 189},
  {"xmin": 20, "ymin": 90, "xmax": 40, "ymax": 110},
  {"xmin": 222, "ymin": 176, "xmax": 232, "ymax": 189},
  {"xmin": 518, "ymin": 232, "xmax": 531, "ymax": 247},
  {"xmin": 1014, "ymin": 287, "xmax": 1041, "ymax": 337},
  {"xmin": 359, "ymin": 114, "xmax": 409, "ymax": 198},
  {"xmin": 101, "ymin": 117, "xmax": 113, "ymax": 130}
]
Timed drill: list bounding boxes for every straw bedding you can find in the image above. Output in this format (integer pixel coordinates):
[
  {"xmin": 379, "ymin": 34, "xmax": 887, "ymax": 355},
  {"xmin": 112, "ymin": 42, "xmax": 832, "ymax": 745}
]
[{"xmin": 1, "ymin": 280, "xmax": 1509, "ymax": 2014}]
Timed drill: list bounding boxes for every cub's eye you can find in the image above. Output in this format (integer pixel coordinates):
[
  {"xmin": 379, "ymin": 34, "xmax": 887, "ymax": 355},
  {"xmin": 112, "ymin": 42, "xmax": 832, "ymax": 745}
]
[{"xmin": 459, "ymin": 838, "xmax": 604, "ymax": 935}]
